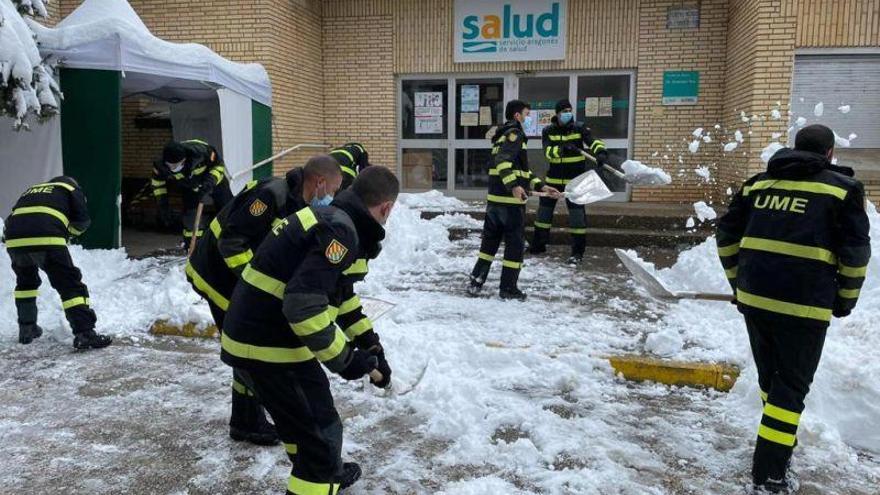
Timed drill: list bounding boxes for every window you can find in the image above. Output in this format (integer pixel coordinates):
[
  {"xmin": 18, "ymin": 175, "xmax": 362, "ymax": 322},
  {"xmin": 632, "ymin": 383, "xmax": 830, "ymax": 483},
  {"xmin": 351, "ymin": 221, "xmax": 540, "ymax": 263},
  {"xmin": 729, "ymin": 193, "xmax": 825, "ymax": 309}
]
[
  {"xmin": 576, "ymin": 75, "xmax": 631, "ymax": 139},
  {"xmin": 401, "ymin": 80, "xmax": 448, "ymax": 139},
  {"xmin": 402, "ymin": 148, "xmax": 447, "ymax": 190},
  {"xmin": 455, "ymin": 78, "xmax": 504, "ymax": 140}
]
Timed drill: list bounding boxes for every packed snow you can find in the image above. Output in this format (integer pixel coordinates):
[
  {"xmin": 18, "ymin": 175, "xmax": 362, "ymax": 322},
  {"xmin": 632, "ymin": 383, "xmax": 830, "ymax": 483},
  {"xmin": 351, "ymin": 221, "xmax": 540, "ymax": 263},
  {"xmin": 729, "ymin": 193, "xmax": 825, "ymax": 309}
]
[
  {"xmin": 692, "ymin": 201, "xmax": 717, "ymax": 222},
  {"xmin": 722, "ymin": 142, "xmax": 738, "ymax": 152},
  {"xmin": 619, "ymin": 160, "xmax": 672, "ymax": 186},
  {"xmin": 688, "ymin": 140, "xmax": 700, "ymax": 154},
  {"xmin": 691, "ymin": 128, "xmax": 704, "ymax": 138},
  {"xmin": 813, "ymin": 102, "xmax": 824, "ymax": 117},
  {"xmin": 694, "ymin": 166, "xmax": 711, "ymax": 181},
  {"xmin": 733, "ymin": 130, "xmax": 744, "ymax": 144}
]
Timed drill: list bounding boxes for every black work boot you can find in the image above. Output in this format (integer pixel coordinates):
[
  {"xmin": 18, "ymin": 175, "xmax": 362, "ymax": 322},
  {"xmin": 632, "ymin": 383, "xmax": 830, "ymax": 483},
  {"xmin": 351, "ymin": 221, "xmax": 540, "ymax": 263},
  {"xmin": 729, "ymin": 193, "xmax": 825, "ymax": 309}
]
[
  {"xmin": 339, "ymin": 462, "xmax": 362, "ymax": 491},
  {"xmin": 229, "ymin": 391, "xmax": 280, "ymax": 446},
  {"xmin": 529, "ymin": 228, "xmax": 549, "ymax": 254},
  {"xmin": 18, "ymin": 324, "xmax": 43, "ymax": 345},
  {"xmin": 466, "ymin": 275, "xmax": 484, "ymax": 297},
  {"xmin": 499, "ymin": 287, "xmax": 527, "ymax": 301},
  {"xmin": 73, "ymin": 330, "xmax": 112, "ymax": 350},
  {"xmin": 752, "ymin": 478, "xmax": 790, "ymax": 494},
  {"xmin": 566, "ymin": 255, "xmax": 583, "ymax": 265}
]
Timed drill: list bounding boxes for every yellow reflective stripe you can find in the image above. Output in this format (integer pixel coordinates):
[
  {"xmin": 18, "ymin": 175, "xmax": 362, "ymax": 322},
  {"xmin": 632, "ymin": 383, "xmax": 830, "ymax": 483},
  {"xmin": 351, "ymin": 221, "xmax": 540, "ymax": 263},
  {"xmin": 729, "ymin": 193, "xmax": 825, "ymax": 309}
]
[
  {"xmin": 502, "ymin": 174, "xmax": 518, "ymax": 185},
  {"xmin": 231, "ymin": 379, "xmax": 253, "ymax": 396},
  {"xmin": 530, "ymin": 178, "xmax": 542, "ymax": 187},
  {"xmin": 743, "ymin": 180, "xmax": 848, "ymax": 200},
  {"xmin": 68, "ymin": 225, "xmax": 84, "ymax": 236},
  {"xmin": 591, "ymin": 140, "xmax": 606, "ymax": 153},
  {"xmin": 14, "ymin": 290, "xmax": 39, "ymax": 299},
  {"xmin": 224, "ymin": 249, "xmax": 253, "ymax": 269},
  {"xmin": 547, "ymin": 133, "xmax": 581, "ymax": 142},
  {"xmin": 151, "ymin": 179, "xmax": 164, "ymax": 186},
  {"xmin": 544, "ymin": 177, "xmax": 567, "ymax": 185},
  {"xmin": 764, "ymin": 403, "xmax": 801, "ymax": 426},
  {"xmin": 330, "ymin": 148, "xmax": 355, "ymax": 163},
  {"xmin": 284, "ymin": 443, "xmax": 298, "ymax": 455},
  {"xmin": 759, "ymin": 389, "xmax": 769, "ymax": 402},
  {"xmin": 478, "ymin": 252, "xmax": 494, "ymax": 262},
  {"xmin": 173, "ymin": 173, "xmax": 185, "ymax": 180},
  {"xmin": 185, "ymin": 262, "xmax": 230, "ymax": 310},
  {"xmin": 221, "ymin": 333, "xmax": 314, "ymax": 364},
  {"xmin": 568, "ymin": 228, "xmax": 587, "ymax": 235},
  {"xmin": 342, "ymin": 258, "xmax": 368, "ymax": 276},
  {"xmin": 291, "ymin": 310, "xmax": 333, "ymax": 336},
  {"xmin": 182, "ymin": 229, "xmax": 204, "ymax": 237},
  {"xmin": 193, "ymin": 166, "xmax": 207, "ymax": 175},
  {"xmin": 534, "ymin": 221, "xmax": 552, "ymax": 229},
  {"xmin": 210, "ymin": 168, "xmax": 225, "ymax": 180},
  {"xmin": 288, "ymin": 474, "xmax": 339, "ymax": 495},
  {"xmin": 210, "ymin": 218, "xmax": 222, "ymax": 238},
  {"xmin": 295, "ymin": 207, "xmax": 318, "ymax": 231},
  {"xmin": 489, "ymin": 169, "xmax": 528, "ymax": 177},
  {"xmin": 549, "ymin": 155, "xmax": 587, "ymax": 164},
  {"xmin": 502, "ymin": 259, "xmax": 522, "ymax": 269},
  {"xmin": 338, "ymin": 295, "xmax": 361, "ymax": 315},
  {"xmin": 12, "ymin": 206, "xmax": 70, "ymax": 227},
  {"xmin": 740, "ymin": 237, "xmax": 836, "ymax": 265},
  {"xmin": 717, "ymin": 243, "xmax": 740, "ymax": 257},
  {"xmin": 153, "ymin": 188, "xmax": 167, "ymax": 196},
  {"xmin": 271, "ymin": 217, "xmax": 285, "ymax": 230},
  {"xmin": 344, "ymin": 317, "xmax": 373, "ymax": 339},
  {"xmin": 61, "ymin": 296, "xmax": 89, "ymax": 310},
  {"xmin": 725, "ymin": 267, "xmax": 738, "ymax": 279},
  {"xmin": 314, "ymin": 329, "xmax": 348, "ymax": 363},
  {"xmin": 241, "ymin": 265, "xmax": 285, "ymax": 299},
  {"xmin": 758, "ymin": 424, "xmax": 797, "ymax": 447},
  {"xmin": 544, "ymin": 147, "xmax": 554, "ymax": 159},
  {"xmin": 487, "ymin": 194, "xmax": 525, "ymax": 205},
  {"xmin": 839, "ymin": 263, "xmax": 868, "ymax": 278},
  {"xmin": 340, "ymin": 165, "xmax": 357, "ymax": 178},
  {"xmin": 34, "ymin": 181, "xmax": 75, "ymax": 191},
  {"xmin": 5, "ymin": 237, "xmax": 67, "ymax": 248},
  {"xmin": 736, "ymin": 289, "xmax": 832, "ymax": 322},
  {"xmin": 245, "ymin": 180, "xmax": 259, "ymax": 191},
  {"xmin": 838, "ymin": 288, "xmax": 860, "ymax": 299},
  {"xmin": 495, "ymin": 161, "xmax": 513, "ymax": 171}
]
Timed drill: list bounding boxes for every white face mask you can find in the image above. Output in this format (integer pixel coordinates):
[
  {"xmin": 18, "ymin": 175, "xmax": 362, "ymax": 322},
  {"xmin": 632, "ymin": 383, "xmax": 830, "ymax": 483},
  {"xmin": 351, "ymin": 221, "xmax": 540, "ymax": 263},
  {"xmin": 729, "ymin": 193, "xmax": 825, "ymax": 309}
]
[{"xmin": 166, "ymin": 160, "xmax": 185, "ymax": 173}]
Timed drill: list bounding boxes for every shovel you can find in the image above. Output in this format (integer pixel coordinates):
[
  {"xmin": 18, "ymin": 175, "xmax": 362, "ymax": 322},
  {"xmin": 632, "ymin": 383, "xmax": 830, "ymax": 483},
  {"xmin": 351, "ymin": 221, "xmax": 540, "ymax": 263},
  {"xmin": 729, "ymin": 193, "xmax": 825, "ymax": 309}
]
[
  {"xmin": 614, "ymin": 248, "xmax": 734, "ymax": 302},
  {"xmin": 532, "ymin": 169, "xmax": 614, "ymax": 205},
  {"xmin": 579, "ymin": 150, "xmax": 671, "ymax": 187}
]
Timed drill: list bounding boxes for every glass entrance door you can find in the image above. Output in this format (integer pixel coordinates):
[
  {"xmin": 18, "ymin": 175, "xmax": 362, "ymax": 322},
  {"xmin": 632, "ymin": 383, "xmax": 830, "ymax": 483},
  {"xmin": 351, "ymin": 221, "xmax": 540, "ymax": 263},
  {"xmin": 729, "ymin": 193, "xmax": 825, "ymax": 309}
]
[{"xmin": 452, "ymin": 77, "xmax": 505, "ymax": 192}]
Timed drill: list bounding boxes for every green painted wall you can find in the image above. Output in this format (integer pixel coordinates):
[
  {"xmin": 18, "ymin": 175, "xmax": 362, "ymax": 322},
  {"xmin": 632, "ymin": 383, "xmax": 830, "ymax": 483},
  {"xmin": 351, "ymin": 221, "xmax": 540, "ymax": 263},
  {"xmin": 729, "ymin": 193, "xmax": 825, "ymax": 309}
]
[
  {"xmin": 252, "ymin": 101, "xmax": 273, "ymax": 179},
  {"xmin": 60, "ymin": 69, "xmax": 121, "ymax": 249}
]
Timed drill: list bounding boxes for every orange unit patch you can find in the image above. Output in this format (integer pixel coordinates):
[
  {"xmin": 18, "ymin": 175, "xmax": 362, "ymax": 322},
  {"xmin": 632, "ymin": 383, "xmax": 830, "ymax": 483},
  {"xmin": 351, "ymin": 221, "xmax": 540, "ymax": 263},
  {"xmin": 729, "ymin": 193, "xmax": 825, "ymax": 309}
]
[
  {"xmin": 325, "ymin": 239, "xmax": 348, "ymax": 264},
  {"xmin": 249, "ymin": 199, "xmax": 268, "ymax": 216}
]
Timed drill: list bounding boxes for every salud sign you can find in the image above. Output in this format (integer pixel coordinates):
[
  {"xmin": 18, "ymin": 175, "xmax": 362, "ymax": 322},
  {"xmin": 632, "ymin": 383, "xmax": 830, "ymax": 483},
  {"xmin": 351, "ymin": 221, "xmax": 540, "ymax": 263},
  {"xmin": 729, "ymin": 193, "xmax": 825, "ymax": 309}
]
[{"xmin": 454, "ymin": 0, "xmax": 567, "ymax": 63}]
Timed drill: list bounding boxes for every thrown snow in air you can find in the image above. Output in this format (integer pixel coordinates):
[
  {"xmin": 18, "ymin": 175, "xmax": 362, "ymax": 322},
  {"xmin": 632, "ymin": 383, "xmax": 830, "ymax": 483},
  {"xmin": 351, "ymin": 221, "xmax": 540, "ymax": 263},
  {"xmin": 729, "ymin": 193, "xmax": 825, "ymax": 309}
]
[
  {"xmin": 693, "ymin": 201, "xmax": 717, "ymax": 222},
  {"xmin": 814, "ymin": 102, "xmax": 824, "ymax": 117},
  {"xmin": 723, "ymin": 142, "xmax": 738, "ymax": 152},
  {"xmin": 734, "ymin": 130, "xmax": 744, "ymax": 143},
  {"xmin": 620, "ymin": 160, "xmax": 672, "ymax": 185},
  {"xmin": 694, "ymin": 166, "xmax": 711, "ymax": 181},
  {"xmin": 688, "ymin": 140, "xmax": 701, "ymax": 154},
  {"xmin": 838, "ymin": 105, "xmax": 851, "ymax": 114}
]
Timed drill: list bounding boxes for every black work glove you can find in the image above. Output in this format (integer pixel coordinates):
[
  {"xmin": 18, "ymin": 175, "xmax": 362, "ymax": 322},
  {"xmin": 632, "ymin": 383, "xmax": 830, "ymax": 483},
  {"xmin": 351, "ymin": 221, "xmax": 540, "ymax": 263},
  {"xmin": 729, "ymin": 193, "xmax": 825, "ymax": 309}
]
[
  {"xmin": 595, "ymin": 150, "xmax": 609, "ymax": 167},
  {"xmin": 197, "ymin": 180, "xmax": 214, "ymax": 200},
  {"xmin": 833, "ymin": 299, "xmax": 852, "ymax": 318},
  {"xmin": 352, "ymin": 329, "xmax": 380, "ymax": 351},
  {"xmin": 156, "ymin": 197, "xmax": 174, "ymax": 227},
  {"xmin": 369, "ymin": 346, "xmax": 392, "ymax": 389},
  {"xmin": 562, "ymin": 143, "xmax": 583, "ymax": 154},
  {"xmin": 338, "ymin": 349, "xmax": 378, "ymax": 381}
]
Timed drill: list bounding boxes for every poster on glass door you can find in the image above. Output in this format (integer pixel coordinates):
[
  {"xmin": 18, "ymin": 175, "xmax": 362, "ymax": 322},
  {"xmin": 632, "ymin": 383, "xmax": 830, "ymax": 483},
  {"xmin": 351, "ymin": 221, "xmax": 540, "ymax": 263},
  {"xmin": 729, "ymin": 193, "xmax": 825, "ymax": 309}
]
[{"xmin": 414, "ymin": 92, "xmax": 444, "ymax": 134}]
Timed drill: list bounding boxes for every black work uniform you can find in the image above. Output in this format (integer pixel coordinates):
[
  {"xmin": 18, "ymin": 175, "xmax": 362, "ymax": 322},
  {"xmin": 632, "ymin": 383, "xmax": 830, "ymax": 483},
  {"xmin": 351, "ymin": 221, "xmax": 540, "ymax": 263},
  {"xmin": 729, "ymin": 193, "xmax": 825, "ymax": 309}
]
[
  {"xmin": 187, "ymin": 169, "xmax": 308, "ymax": 433},
  {"xmin": 3, "ymin": 178, "xmax": 97, "ymax": 334},
  {"xmin": 716, "ymin": 148, "xmax": 871, "ymax": 485},
  {"xmin": 220, "ymin": 190, "xmax": 385, "ymax": 494},
  {"xmin": 329, "ymin": 143, "xmax": 370, "ymax": 190},
  {"xmin": 470, "ymin": 120, "xmax": 544, "ymax": 291},
  {"xmin": 532, "ymin": 120, "xmax": 607, "ymax": 257},
  {"xmin": 151, "ymin": 139, "xmax": 233, "ymax": 244}
]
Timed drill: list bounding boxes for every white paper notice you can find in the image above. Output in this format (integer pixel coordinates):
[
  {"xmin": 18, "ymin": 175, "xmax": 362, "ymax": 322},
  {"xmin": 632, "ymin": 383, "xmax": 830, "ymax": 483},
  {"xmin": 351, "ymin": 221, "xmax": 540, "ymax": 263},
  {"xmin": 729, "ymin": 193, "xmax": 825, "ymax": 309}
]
[
  {"xmin": 460, "ymin": 112, "xmax": 479, "ymax": 126},
  {"xmin": 584, "ymin": 97, "xmax": 599, "ymax": 117}
]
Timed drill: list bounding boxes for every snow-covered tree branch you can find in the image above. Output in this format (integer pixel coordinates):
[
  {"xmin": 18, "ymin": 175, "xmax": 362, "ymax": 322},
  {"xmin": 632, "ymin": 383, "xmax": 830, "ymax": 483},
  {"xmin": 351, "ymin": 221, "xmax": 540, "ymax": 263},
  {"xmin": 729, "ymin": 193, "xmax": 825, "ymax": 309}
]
[{"xmin": 0, "ymin": 0, "xmax": 60, "ymax": 129}]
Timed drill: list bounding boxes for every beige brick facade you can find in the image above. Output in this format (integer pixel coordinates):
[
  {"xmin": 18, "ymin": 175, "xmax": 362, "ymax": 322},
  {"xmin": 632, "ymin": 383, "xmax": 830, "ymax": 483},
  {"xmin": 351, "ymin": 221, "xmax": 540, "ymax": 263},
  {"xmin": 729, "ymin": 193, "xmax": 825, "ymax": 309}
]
[{"xmin": 50, "ymin": 0, "xmax": 880, "ymax": 206}]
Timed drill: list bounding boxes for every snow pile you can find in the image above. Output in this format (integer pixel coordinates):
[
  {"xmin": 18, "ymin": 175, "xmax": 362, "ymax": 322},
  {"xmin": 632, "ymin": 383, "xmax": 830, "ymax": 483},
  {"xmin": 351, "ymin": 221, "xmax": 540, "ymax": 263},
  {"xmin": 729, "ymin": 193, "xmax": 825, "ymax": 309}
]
[
  {"xmin": 0, "ymin": 0, "xmax": 60, "ymax": 126},
  {"xmin": 619, "ymin": 160, "xmax": 672, "ymax": 185},
  {"xmin": 396, "ymin": 190, "xmax": 472, "ymax": 211},
  {"xmin": 693, "ymin": 201, "xmax": 717, "ymax": 222},
  {"xmin": 645, "ymin": 328, "xmax": 684, "ymax": 357}
]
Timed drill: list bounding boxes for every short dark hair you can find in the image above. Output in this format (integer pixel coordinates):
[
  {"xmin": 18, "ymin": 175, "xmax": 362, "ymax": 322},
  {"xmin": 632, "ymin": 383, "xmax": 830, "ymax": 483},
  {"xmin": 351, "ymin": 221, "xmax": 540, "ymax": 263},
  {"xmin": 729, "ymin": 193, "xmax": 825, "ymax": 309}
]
[
  {"xmin": 795, "ymin": 124, "xmax": 835, "ymax": 155},
  {"xmin": 162, "ymin": 141, "xmax": 186, "ymax": 164},
  {"xmin": 352, "ymin": 166, "xmax": 399, "ymax": 207},
  {"xmin": 505, "ymin": 100, "xmax": 531, "ymax": 121},
  {"xmin": 302, "ymin": 154, "xmax": 342, "ymax": 180}
]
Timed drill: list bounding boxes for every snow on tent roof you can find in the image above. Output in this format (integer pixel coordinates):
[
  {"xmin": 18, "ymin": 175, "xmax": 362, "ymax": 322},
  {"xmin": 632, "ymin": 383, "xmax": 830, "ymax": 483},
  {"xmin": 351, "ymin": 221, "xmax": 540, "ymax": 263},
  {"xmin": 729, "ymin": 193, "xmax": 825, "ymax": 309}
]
[{"xmin": 27, "ymin": 0, "xmax": 271, "ymax": 106}]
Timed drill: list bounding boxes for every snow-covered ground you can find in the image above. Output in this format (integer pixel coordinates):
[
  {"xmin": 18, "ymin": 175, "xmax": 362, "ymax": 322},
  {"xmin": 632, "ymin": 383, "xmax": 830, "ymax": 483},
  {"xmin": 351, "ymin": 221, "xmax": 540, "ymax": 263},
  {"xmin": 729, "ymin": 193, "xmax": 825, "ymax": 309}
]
[{"xmin": 1, "ymin": 193, "xmax": 879, "ymax": 494}]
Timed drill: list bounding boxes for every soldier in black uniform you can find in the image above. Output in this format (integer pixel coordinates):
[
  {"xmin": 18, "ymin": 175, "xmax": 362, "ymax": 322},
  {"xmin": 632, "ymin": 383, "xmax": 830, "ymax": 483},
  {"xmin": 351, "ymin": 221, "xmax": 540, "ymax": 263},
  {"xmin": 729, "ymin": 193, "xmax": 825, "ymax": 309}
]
[
  {"xmin": 716, "ymin": 125, "xmax": 871, "ymax": 492},
  {"xmin": 3, "ymin": 176, "xmax": 112, "ymax": 349},
  {"xmin": 467, "ymin": 100, "xmax": 561, "ymax": 301},
  {"xmin": 220, "ymin": 166, "xmax": 399, "ymax": 494},
  {"xmin": 186, "ymin": 155, "xmax": 343, "ymax": 446},
  {"xmin": 531, "ymin": 99, "xmax": 608, "ymax": 264},
  {"xmin": 152, "ymin": 139, "xmax": 233, "ymax": 245},
  {"xmin": 329, "ymin": 142, "xmax": 370, "ymax": 190}
]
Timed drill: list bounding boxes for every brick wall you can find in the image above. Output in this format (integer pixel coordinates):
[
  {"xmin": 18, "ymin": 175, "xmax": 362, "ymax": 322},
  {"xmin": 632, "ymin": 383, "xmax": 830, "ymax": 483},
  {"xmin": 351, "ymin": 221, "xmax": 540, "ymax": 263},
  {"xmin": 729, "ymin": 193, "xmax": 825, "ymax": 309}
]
[
  {"xmin": 322, "ymin": 13, "xmax": 396, "ymax": 169},
  {"xmin": 120, "ymin": 98, "xmax": 172, "ymax": 179},
  {"xmin": 630, "ymin": 0, "xmax": 728, "ymax": 204}
]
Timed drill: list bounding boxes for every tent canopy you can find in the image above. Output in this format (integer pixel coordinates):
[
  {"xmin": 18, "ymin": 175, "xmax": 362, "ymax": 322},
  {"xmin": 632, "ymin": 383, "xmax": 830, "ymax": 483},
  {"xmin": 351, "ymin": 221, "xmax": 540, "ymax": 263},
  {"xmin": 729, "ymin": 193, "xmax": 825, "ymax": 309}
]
[{"xmin": 28, "ymin": 0, "xmax": 272, "ymax": 106}]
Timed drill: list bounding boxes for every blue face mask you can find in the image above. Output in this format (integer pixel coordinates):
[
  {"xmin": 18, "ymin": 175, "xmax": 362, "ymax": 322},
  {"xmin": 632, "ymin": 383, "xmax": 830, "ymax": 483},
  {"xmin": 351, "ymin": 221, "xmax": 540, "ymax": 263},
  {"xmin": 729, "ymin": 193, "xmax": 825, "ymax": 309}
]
[
  {"xmin": 311, "ymin": 194, "xmax": 333, "ymax": 208},
  {"xmin": 559, "ymin": 112, "xmax": 574, "ymax": 125}
]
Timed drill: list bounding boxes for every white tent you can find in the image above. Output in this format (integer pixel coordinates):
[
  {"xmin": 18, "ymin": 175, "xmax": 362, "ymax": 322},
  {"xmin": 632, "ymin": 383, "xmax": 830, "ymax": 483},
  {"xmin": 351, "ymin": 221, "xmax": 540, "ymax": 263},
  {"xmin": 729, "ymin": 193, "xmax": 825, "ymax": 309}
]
[{"xmin": 0, "ymin": 0, "xmax": 274, "ymax": 248}]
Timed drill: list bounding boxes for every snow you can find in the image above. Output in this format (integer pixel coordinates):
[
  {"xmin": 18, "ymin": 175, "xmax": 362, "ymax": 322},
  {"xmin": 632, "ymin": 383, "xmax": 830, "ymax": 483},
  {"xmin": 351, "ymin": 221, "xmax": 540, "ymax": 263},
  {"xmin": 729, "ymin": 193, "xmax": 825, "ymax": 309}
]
[
  {"xmin": 693, "ymin": 201, "xmax": 717, "ymax": 222},
  {"xmin": 645, "ymin": 328, "xmax": 684, "ymax": 357},
  {"xmin": 848, "ymin": 132, "xmax": 858, "ymax": 142},
  {"xmin": 814, "ymin": 102, "xmax": 824, "ymax": 117},
  {"xmin": 796, "ymin": 116, "xmax": 808, "ymax": 127},
  {"xmin": 619, "ymin": 160, "xmax": 672, "ymax": 186},
  {"xmin": 771, "ymin": 132, "xmax": 783, "ymax": 140},
  {"xmin": 692, "ymin": 127, "xmax": 704, "ymax": 138},
  {"xmin": 722, "ymin": 142, "xmax": 738, "ymax": 152},
  {"xmin": 685, "ymin": 217, "xmax": 695, "ymax": 228},
  {"xmin": 396, "ymin": 190, "xmax": 473, "ymax": 211},
  {"xmin": 834, "ymin": 132, "xmax": 853, "ymax": 148},
  {"xmin": 761, "ymin": 142, "xmax": 785, "ymax": 163},
  {"xmin": 694, "ymin": 166, "xmax": 711, "ymax": 181},
  {"xmin": 770, "ymin": 109, "xmax": 782, "ymax": 120},
  {"xmin": 688, "ymin": 139, "xmax": 700, "ymax": 153},
  {"xmin": 702, "ymin": 135, "xmax": 712, "ymax": 143},
  {"xmin": 740, "ymin": 111, "xmax": 749, "ymax": 123},
  {"xmin": 838, "ymin": 105, "xmax": 851, "ymax": 114},
  {"xmin": 734, "ymin": 130, "xmax": 744, "ymax": 143}
]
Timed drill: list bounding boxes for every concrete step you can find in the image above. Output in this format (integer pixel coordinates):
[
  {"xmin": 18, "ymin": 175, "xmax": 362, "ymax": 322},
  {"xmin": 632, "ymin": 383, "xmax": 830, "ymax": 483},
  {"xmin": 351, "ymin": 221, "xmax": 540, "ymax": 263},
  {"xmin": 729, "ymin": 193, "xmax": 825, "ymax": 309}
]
[{"xmin": 449, "ymin": 226, "xmax": 707, "ymax": 249}]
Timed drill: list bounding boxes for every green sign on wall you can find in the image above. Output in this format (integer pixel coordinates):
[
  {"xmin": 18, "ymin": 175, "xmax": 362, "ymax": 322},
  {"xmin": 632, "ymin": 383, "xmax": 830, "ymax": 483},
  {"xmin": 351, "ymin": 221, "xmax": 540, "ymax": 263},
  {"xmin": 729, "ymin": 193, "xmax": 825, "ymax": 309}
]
[{"xmin": 662, "ymin": 71, "xmax": 699, "ymax": 105}]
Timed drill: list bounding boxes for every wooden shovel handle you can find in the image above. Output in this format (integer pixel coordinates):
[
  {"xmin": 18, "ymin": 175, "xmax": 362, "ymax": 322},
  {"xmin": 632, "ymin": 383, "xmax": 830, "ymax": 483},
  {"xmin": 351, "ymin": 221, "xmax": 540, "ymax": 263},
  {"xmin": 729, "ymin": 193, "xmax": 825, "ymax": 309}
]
[
  {"xmin": 369, "ymin": 369, "xmax": 384, "ymax": 383},
  {"xmin": 187, "ymin": 202, "xmax": 205, "ymax": 257},
  {"xmin": 577, "ymin": 149, "xmax": 627, "ymax": 180}
]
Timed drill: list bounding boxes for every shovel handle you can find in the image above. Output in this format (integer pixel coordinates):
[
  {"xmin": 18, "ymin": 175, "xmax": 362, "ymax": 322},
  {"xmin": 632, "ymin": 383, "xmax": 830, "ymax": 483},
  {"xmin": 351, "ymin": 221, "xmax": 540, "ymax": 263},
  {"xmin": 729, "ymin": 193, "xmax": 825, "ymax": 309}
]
[
  {"xmin": 369, "ymin": 369, "xmax": 384, "ymax": 383},
  {"xmin": 677, "ymin": 291, "xmax": 736, "ymax": 302},
  {"xmin": 187, "ymin": 202, "xmax": 205, "ymax": 257},
  {"xmin": 578, "ymin": 149, "xmax": 627, "ymax": 180}
]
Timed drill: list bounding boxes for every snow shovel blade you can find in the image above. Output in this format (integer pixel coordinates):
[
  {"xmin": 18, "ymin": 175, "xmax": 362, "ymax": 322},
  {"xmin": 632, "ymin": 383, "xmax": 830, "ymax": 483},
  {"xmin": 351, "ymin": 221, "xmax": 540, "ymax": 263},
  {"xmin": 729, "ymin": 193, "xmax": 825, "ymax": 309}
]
[
  {"xmin": 613, "ymin": 248, "xmax": 678, "ymax": 300},
  {"xmin": 360, "ymin": 296, "xmax": 396, "ymax": 321},
  {"xmin": 564, "ymin": 170, "xmax": 614, "ymax": 205}
]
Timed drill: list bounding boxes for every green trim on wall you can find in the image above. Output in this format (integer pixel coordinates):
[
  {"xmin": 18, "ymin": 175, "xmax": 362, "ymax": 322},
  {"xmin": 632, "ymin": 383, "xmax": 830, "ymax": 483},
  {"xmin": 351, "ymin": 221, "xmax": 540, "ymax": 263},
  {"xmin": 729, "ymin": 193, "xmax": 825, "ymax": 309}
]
[
  {"xmin": 60, "ymin": 68, "xmax": 122, "ymax": 249},
  {"xmin": 252, "ymin": 101, "xmax": 273, "ymax": 179}
]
